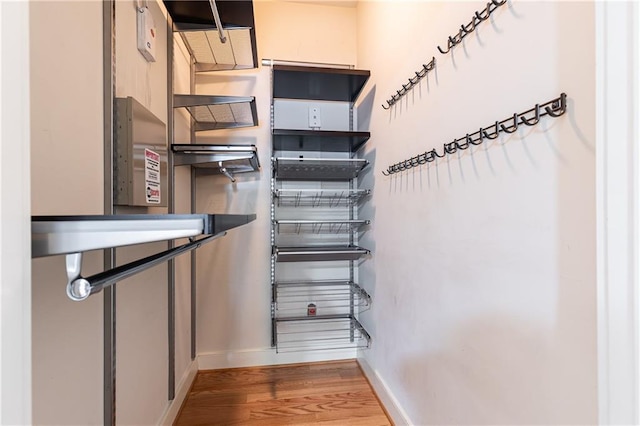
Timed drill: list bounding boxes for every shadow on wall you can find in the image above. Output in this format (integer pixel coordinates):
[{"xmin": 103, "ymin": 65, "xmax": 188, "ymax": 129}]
[
  {"xmin": 195, "ymin": 73, "xmax": 258, "ymax": 91},
  {"xmin": 398, "ymin": 313, "xmax": 595, "ymax": 425},
  {"xmin": 381, "ymin": 68, "xmax": 438, "ymax": 119},
  {"xmin": 357, "ymin": 84, "xmax": 376, "ymax": 131}
]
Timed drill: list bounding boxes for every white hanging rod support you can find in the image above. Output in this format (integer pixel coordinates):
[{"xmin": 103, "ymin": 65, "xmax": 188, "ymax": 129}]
[
  {"xmin": 208, "ymin": 0, "xmax": 227, "ymax": 43},
  {"xmin": 261, "ymin": 58, "xmax": 354, "ymax": 69},
  {"xmin": 66, "ymin": 233, "xmax": 226, "ymax": 301}
]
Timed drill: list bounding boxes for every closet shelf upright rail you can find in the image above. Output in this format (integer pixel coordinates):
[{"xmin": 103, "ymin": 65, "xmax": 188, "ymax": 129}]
[
  {"xmin": 437, "ymin": 0, "xmax": 507, "ymax": 55},
  {"xmin": 382, "ymin": 93, "xmax": 567, "ymax": 176},
  {"xmin": 382, "ymin": 57, "xmax": 435, "ymax": 110}
]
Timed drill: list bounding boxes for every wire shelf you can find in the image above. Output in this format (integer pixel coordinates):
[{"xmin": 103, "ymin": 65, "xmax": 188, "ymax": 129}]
[
  {"xmin": 274, "ymin": 219, "xmax": 369, "ymax": 234},
  {"xmin": 273, "ymin": 157, "xmax": 368, "ymax": 180},
  {"xmin": 274, "ymin": 315, "xmax": 371, "ymax": 353},
  {"xmin": 174, "ymin": 94, "xmax": 258, "ymax": 131},
  {"xmin": 273, "ymin": 189, "xmax": 370, "ymax": 207},
  {"xmin": 274, "ymin": 281, "xmax": 371, "ymax": 318},
  {"xmin": 179, "ymin": 27, "xmax": 256, "ymax": 72},
  {"xmin": 273, "ymin": 245, "xmax": 370, "ymax": 262}
]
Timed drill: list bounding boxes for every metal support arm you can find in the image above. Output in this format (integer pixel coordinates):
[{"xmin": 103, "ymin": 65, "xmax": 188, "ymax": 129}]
[{"xmin": 208, "ymin": 0, "xmax": 227, "ymax": 43}]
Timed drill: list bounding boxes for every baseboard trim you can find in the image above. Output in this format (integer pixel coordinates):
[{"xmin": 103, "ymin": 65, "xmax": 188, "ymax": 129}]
[
  {"xmin": 197, "ymin": 347, "xmax": 358, "ymax": 370},
  {"xmin": 157, "ymin": 360, "xmax": 198, "ymax": 426},
  {"xmin": 357, "ymin": 357, "xmax": 412, "ymax": 426}
]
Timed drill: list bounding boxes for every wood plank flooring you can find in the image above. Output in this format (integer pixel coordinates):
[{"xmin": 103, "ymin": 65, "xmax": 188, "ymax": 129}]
[{"xmin": 174, "ymin": 360, "xmax": 392, "ymax": 426}]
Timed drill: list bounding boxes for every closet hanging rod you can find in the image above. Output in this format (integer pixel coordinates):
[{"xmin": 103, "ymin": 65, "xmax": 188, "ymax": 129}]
[
  {"xmin": 66, "ymin": 233, "xmax": 225, "ymax": 301},
  {"xmin": 261, "ymin": 58, "xmax": 354, "ymax": 69},
  {"xmin": 207, "ymin": 0, "xmax": 227, "ymax": 43},
  {"xmin": 437, "ymin": 0, "xmax": 507, "ymax": 55},
  {"xmin": 382, "ymin": 93, "xmax": 567, "ymax": 176},
  {"xmin": 382, "ymin": 57, "xmax": 435, "ymax": 110}
]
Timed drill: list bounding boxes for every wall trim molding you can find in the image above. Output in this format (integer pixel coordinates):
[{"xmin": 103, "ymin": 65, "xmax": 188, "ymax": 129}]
[
  {"xmin": 158, "ymin": 360, "xmax": 198, "ymax": 426},
  {"xmin": 595, "ymin": 2, "xmax": 640, "ymax": 424},
  {"xmin": 197, "ymin": 347, "xmax": 357, "ymax": 370},
  {"xmin": 357, "ymin": 357, "xmax": 412, "ymax": 426},
  {"xmin": 0, "ymin": 1, "xmax": 32, "ymax": 424}
]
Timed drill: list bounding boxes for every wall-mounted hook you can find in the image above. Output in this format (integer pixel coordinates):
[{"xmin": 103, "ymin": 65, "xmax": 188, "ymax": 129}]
[
  {"xmin": 544, "ymin": 92, "xmax": 567, "ymax": 117},
  {"xmin": 437, "ymin": 44, "xmax": 451, "ymax": 54},
  {"xmin": 499, "ymin": 113, "xmax": 519, "ymax": 133},
  {"xmin": 468, "ymin": 132, "xmax": 482, "ymax": 146},
  {"xmin": 461, "ymin": 19, "xmax": 476, "ymax": 35},
  {"xmin": 445, "ymin": 141, "xmax": 458, "ymax": 154},
  {"xmin": 520, "ymin": 104, "xmax": 540, "ymax": 125},
  {"xmin": 432, "ymin": 147, "xmax": 447, "ymax": 158},
  {"xmin": 482, "ymin": 121, "xmax": 501, "ymax": 139}
]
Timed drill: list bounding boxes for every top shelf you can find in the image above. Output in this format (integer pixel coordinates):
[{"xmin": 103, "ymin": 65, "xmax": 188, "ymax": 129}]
[
  {"xmin": 32, "ymin": 214, "xmax": 256, "ymax": 258},
  {"xmin": 174, "ymin": 94, "xmax": 258, "ymax": 131},
  {"xmin": 163, "ymin": 0, "xmax": 258, "ymax": 71},
  {"xmin": 272, "ymin": 65, "xmax": 370, "ymax": 103}
]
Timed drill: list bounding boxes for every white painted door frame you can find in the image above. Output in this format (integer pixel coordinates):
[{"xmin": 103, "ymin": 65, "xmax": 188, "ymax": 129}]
[
  {"xmin": 596, "ymin": 1, "xmax": 640, "ymax": 424},
  {"xmin": 0, "ymin": 0, "xmax": 32, "ymax": 425},
  {"xmin": 0, "ymin": 3, "xmax": 638, "ymax": 426}
]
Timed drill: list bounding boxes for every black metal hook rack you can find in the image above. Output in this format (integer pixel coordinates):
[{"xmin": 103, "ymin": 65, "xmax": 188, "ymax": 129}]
[
  {"xmin": 381, "ymin": 57, "xmax": 436, "ymax": 110},
  {"xmin": 381, "ymin": 93, "xmax": 567, "ymax": 176},
  {"xmin": 437, "ymin": 0, "xmax": 508, "ymax": 55}
]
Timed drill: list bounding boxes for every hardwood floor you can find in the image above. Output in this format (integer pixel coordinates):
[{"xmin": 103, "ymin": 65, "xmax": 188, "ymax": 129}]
[{"xmin": 174, "ymin": 360, "xmax": 392, "ymax": 426}]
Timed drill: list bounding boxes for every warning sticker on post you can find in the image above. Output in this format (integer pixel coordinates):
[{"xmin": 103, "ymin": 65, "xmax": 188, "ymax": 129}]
[{"xmin": 145, "ymin": 148, "xmax": 161, "ymax": 204}]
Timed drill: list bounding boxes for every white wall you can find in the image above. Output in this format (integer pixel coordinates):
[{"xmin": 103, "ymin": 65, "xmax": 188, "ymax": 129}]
[
  {"xmin": 595, "ymin": 2, "xmax": 640, "ymax": 424},
  {"xmin": 194, "ymin": 0, "xmax": 360, "ymax": 367},
  {"xmin": 30, "ymin": 1, "xmax": 193, "ymax": 424},
  {"xmin": 0, "ymin": 1, "xmax": 31, "ymax": 424},
  {"xmin": 30, "ymin": 1, "xmax": 104, "ymax": 424},
  {"xmin": 356, "ymin": 1, "xmax": 597, "ymax": 424}
]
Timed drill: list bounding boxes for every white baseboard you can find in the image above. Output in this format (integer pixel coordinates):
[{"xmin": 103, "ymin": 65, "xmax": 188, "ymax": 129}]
[
  {"xmin": 157, "ymin": 360, "xmax": 198, "ymax": 426},
  {"xmin": 197, "ymin": 347, "xmax": 358, "ymax": 370},
  {"xmin": 357, "ymin": 357, "xmax": 412, "ymax": 426}
]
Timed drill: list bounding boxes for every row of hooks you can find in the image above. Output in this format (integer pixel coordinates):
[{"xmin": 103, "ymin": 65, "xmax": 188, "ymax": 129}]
[
  {"xmin": 437, "ymin": 0, "xmax": 507, "ymax": 54},
  {"xmin": 381, "ymin": 57, "xmax": 436, "ymax": 110},
  {"xmin": 381, "ymin": 0, "xmax": 507, "ymax": 110},
  {"xmin": 381, "ymin": 93, "xmax": 568, "ymax": 176}
]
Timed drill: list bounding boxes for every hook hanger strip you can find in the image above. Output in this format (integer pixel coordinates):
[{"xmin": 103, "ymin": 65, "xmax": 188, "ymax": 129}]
[
  {"xmin": 382, "ymin": 57, "xmax": 436, "ymax": 110},
  {"xmin": 381, "ymin": 93, "xmax": 568, "ymax": 175},
  {"xmin": 437, "ymin": 0, "xmax": 507, "ymax": 55}
]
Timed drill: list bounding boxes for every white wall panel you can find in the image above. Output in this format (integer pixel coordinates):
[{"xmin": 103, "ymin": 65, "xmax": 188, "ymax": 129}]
[
  {"xmin": 30, "ymin": 1, "xmax": 104, "ymax": 424},
  {"xmin": 356, "ymin": 1, "xmax": 597, "ymax": 424},
  {"xmin": 0, "ymin": 1, "xmax": 31, "ymax": 424}
]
